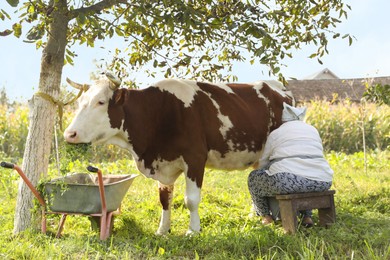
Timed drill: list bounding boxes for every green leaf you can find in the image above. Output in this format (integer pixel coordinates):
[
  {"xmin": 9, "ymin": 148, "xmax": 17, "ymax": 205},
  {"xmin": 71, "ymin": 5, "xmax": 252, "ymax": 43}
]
[
  {"xmin": 35, "ymin": 39, "xmax": 43, "ymax": 49},
  {"xmin": 0, "ymin": 29, "xmax": 12, "ymax": 36},
  {"xmin": 12, "ymin": 23, "xmax": 21, "ymax": 38},
  {"xmin": 26, "ymin": 26, "xmax": 44, "ymax": 41},
  {"xmin": 76, "ymin": 13, "xmax": 86, "ymax": 25},
  {"xmin": 66, "ymin": 49, "xmax": 75, "ymax": 57},
  {"xmin": 27, "ymin": 4, "xmax": 35, "ymax": 13},
  {"xmin": 6, "ymin": 0, "xmax": 19, "ymax": 7},
  {"xmin": 87, "ymin": 37, "xmax": 95, "ymax": 47},
  {"xmin": 272, "ymin": 66, "xmax": 280, "ymax": 74},
  {"xmin": 165, "ymin": 68, "xmax": 172, "ymax": 77},
  {"xmin": 1, "ymin": 9, "xmax": 11, "ymax": 20},
  {"xmin": 65, "ymin": 54, "xmax": 74, "ymax": 65},
  {"xmin": 194, "ymin": 250, "xmax": 200, "ymax": 260},
  {"xmin": 115, "ymin": 27, "xmax": 124, "ymax": 37}
]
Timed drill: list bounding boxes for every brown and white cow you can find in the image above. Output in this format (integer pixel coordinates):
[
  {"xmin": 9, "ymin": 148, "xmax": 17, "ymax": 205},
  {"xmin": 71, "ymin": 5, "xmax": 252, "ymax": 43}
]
[{"xmin": 64, "ymin": 72, "xmax": 293, "ymax": 235}]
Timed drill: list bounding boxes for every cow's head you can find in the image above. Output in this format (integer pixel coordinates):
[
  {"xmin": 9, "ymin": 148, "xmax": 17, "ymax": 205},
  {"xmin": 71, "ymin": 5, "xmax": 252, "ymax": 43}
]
[{"xmin": 64, "ymin": 72, "xmax": 122, "ymax": 144}]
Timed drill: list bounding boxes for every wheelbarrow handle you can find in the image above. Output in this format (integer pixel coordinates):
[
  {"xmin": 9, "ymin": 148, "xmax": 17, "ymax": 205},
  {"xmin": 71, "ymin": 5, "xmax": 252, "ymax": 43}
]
[
  {"xmin": 86, "ymin": 165, "xmax": 109, "ymax": 240},
  {"xmin": 1, "ymin": 161, "xmax": 47, "ymax": 235},
  {"xmin": 87, "ymin": 165, "xmax": 99, "ymax": 173},
  {"xmin": 1, "ymin": 161, "xmax": 14, "ymax": 169}
]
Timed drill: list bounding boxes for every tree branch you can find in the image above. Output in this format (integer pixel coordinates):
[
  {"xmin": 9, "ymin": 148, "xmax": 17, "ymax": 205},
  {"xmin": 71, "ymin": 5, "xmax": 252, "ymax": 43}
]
[{"xmin": 70, "ymin": 0, "xmax": 128, "ymax": 19}]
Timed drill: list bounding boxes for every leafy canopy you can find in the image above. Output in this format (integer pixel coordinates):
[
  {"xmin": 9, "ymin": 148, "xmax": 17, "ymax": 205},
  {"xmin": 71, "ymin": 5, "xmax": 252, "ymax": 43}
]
[{"xmin": 1, "ymin": 0, "xmax": 352, "ymax": 84}]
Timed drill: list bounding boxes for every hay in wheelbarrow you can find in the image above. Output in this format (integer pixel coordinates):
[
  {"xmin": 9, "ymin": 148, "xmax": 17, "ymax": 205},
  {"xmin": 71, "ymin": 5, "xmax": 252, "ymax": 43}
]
[{"xmin": 45, "ymin": 173, "xmax": 138, "ymax": 214}]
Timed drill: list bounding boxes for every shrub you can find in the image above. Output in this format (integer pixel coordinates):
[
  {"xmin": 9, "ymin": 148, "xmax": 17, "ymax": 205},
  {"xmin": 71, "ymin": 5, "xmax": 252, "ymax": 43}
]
[{"xmin": 0, "ymin": 104, "xmax": 29, "ymax": 161}]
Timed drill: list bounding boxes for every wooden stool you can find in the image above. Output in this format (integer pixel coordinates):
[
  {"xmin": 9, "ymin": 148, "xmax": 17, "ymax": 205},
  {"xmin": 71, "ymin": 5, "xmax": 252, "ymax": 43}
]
[{"xmin": 275, "ymin": 190, "xmax": 336, "ymax": 234}]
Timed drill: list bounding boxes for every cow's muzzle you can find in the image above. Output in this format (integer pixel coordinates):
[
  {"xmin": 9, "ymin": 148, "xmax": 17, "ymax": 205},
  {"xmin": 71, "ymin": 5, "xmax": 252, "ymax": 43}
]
[{"xmin": 64, "ymin": 129, "xmax": 79, "ymax": 143}]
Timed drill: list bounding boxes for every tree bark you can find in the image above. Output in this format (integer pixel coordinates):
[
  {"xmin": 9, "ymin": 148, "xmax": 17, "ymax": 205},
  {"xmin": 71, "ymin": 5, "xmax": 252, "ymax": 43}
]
[{"xmin": 13, "ymin": 0, "xmax": 69, "ymax": 233}]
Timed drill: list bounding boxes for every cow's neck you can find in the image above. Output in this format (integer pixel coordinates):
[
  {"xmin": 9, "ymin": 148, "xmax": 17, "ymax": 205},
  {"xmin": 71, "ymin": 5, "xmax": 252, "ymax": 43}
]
[{"xmin": 120, "ymin": 88, "xmax": 162, "ymax": 159}]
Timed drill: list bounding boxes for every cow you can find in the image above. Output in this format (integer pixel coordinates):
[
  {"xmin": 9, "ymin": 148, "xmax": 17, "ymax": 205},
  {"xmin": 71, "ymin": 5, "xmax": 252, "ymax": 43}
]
[{"xmin": 64, "ymin": 72, "xmax": 294, "ymax": 235}]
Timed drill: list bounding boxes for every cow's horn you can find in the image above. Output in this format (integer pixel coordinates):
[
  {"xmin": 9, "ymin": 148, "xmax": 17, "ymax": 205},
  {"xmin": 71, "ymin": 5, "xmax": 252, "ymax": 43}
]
[
  {"xmin": 66, "ymin": 78, "xmax": 90, "ymax": 91},
  {"xmin": 105, "ymin": 71, "xmax": 121, "ymax": 90}
]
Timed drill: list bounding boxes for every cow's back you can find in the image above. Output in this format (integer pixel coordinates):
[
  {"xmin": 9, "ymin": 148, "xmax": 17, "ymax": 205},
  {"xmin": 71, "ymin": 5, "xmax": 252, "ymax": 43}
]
[{"xmin": 193, "ymin": 81, "xmax": 291, "ymax": 169}]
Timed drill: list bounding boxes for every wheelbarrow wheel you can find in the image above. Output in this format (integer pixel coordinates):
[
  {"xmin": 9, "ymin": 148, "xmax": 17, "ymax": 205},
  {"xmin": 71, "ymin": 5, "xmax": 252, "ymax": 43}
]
[{"xmin": 89, "ymin": 216, "xmax": 115, "ymax": 237}]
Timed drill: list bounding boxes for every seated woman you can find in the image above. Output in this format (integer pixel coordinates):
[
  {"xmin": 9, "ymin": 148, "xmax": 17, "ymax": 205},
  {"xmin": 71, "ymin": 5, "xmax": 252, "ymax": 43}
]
[{"xmin": 248, "ymin": 102, "xmax": 333, "ymax": 226}]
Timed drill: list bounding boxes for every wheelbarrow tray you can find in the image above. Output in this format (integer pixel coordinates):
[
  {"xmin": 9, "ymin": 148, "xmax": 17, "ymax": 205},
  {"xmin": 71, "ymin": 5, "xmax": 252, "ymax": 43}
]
[{"xmin": 45, "ymin": 173, "xmax": 137, "ymax": 214}]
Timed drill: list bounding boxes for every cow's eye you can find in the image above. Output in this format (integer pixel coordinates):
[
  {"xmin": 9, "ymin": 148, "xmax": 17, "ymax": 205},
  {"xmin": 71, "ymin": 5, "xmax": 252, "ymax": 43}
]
[{"xmin": 98, "ymin": 101, "xmax": 105, "ymax": 105}]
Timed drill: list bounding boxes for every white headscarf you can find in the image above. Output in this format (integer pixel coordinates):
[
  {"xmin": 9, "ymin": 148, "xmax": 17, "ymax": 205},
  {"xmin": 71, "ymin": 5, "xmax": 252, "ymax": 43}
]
[{"xmin": 282, "ymin": 102, "xmax": 307, "ymax": 122}]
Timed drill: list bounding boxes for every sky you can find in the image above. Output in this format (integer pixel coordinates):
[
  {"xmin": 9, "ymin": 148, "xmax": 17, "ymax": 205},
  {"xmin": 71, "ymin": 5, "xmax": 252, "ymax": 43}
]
[{"xmin": 1, "ymin": 0, "xmax": 389, "ymax": 102}]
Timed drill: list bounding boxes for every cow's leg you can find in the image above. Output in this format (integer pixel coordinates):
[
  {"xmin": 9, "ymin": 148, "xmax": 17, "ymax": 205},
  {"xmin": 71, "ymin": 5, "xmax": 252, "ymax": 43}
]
[
  {"xmin": 156, "ymin": 182, "xmax": 174, "ymax": 235},
  {"xmin": 182, "ymin": 153, "xmax": 206, "ymax": 235},
  {"xmin": 184, "ymin": 176, "xmax": 202, "ymax": 235}
]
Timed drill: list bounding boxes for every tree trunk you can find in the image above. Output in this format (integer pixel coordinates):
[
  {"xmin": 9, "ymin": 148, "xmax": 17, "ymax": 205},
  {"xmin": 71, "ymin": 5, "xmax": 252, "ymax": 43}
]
[{"xmin": 13, "ymin": 1, "xmax": 69, "ymax": 233}]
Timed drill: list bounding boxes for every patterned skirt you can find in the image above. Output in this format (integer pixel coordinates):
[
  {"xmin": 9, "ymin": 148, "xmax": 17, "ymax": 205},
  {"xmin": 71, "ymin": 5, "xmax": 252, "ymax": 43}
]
[{"xmin": 247, "ymin": 169, "xmax": 332, "ymax": 217}]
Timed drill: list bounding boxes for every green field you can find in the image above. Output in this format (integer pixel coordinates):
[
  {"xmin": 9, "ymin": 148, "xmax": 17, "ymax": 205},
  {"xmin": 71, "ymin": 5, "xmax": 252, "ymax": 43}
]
[{"xmin": 0, "ymin": 151, "xmax": 389, "ymax": 259}]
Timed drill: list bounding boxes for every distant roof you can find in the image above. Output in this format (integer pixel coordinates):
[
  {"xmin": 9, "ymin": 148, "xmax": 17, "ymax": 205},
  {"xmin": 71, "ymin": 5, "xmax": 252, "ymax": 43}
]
[
  {"xmin": 304, "ymin": 68, "xmax": 339, "ymax": 80},
  {"xmin": 287, "ymin": 76, "xmax": 390, "ymax": 102}
]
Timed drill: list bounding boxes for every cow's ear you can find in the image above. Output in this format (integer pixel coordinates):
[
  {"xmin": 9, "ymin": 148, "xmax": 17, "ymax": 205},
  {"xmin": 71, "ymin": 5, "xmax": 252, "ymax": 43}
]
[{"xmin": 112, "ymin": 89, "xmax": 126, "ymax": 105}]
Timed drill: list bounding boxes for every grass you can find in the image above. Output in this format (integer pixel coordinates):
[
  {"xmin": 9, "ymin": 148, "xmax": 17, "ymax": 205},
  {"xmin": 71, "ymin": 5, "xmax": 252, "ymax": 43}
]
[{"xmin": 0, "ymin": 151, "xmax": 389, "ymax": 259}]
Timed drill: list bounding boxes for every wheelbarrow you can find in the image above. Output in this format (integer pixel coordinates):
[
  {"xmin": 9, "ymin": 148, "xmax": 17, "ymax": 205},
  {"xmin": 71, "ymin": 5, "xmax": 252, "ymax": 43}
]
[{"xmin": 1, "ymin": 161, "xmax": 138, "ymax": 240}]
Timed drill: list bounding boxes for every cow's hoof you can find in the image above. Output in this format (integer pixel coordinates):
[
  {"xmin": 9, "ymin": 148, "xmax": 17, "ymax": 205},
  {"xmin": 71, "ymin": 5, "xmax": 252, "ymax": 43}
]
[
  {"xmin": 155, "ymin": 228, "xmax": 170, "ymax": 236},
  {"xmin": 185, "ymin": 228, "xmax": 201, "ymax": 236}
]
